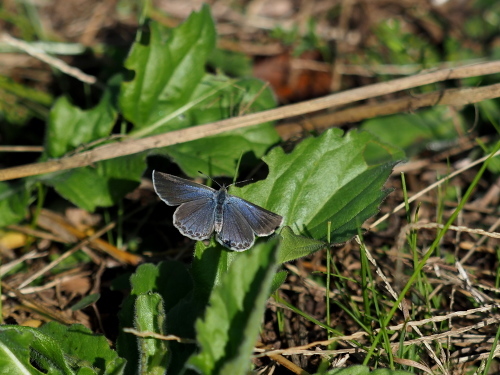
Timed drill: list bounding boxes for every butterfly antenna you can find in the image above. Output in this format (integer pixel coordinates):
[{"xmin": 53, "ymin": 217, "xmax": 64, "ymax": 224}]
[
  {"xmin": 228, "ymin": 177, "xmax": 253, "ymax": 188},
  {"xmin": 198, "ymin": 171, "xmax": 222, "ymax": 188}
]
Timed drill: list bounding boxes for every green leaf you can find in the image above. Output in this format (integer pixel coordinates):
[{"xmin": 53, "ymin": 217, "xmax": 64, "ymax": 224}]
[
  {"xmin": 162, "ymin": 76, "xmax": 280, "ymax": 177},
  {"xmin": 270, "ymin": 270, "xmax": 288, "ymax": 293},
  {"xmin": 117, "ymin": 261, "xmax": 195, "ymax": 375},
  {"xmin": 129, "ymin": 262, "xmax": 194, "ymax": 308},
  {"xmin": 191, "ymin": 240, "xmax": 238, "ymax": 303},
  {"xmin": 45, "ymin": 91, "xmax": 117, "ymax": 158},
  {"xmin": 119, "ymin": 9, "xmax": 278, "ymax": 177},
  {"xmin": 208, "ymin": 49, "xmax": 252, "ymax": 77},
  {"xmin": 39, "ymin": 80, "xmax": 144, "ymax": 212},
  {"xmin": 187, "ymin": 240, "xmax": 278, "ymax": 374},
  {"xmin": 0, "ymin": 181, "xmax": 30, "ymax": 226},
  {"xmin": 361, "ymin": 107, "xmax": 463, "ymax": 158},
  {"xmin": 0, "ymin": 327, "xmax": 48, "ymax": 374},
  {"xmin": 0, "ymin": 323, "xmax": 126, "ymax": 374},
  {"xmin": 231, "ymin": 128, "xmax": 398, "ymax": 261},
  {"xmin": 134, "ymin": 294, "xmax": 170, "ymax": 375},
  {"xmin": 120, "ymin": 6, "xmax": 216, "ymax": 130},
  {"xmin": 44, "ymin": 153, "xmax": 146, "ymax": 212},
  {"xmin": 70, "ymin": 293, "xmax": 100, "ymax": 311},
  {"xmin": 38, "ymin": 322, "xmax": 126, "ymax": 375},
  {"xmin": 278, "ymin": 226, "xmax": 326, "ymax": 263}
]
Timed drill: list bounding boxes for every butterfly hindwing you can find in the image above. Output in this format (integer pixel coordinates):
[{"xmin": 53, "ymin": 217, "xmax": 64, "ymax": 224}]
[
  {"xmin": 217, "ymin": 200, "xmax": 256, "ymax": 251},
  {"xmin": 174, "ymin": 198, "xmax": 216, "ymax": 241},
  {"xmin": 226, "ymin": 195, "xmax": 283, "ymax": 236}
]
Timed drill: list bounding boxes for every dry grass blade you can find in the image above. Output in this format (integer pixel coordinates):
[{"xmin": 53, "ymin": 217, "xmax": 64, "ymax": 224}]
[
  {"xmin": 395, "ymin": 222, "xmax": 500, "ymax": 254},
  {"xmin": 369, "ymin": 149, "xmax": 500, "ymax": 229},
  {"xmin": 36, "ymin": 209, "xmax": 142, "ymax": 266},
  {"xmin": 0, "ymin": 33, "xmax": 100, "ymax": 86},
  {"xmin": 17, "ymin": 220, "xmax": 117, "ymax": 289},
  {"xmin": 2, "ymin": 61, "xmax": 500, "ymax": 181},
  {"xmin": 122, "ymin": 328, "xmax": 197, "ymax": 344},
  {"xmin": 2, "ymin": 282, "xmax": 78, "ymax": 325}
]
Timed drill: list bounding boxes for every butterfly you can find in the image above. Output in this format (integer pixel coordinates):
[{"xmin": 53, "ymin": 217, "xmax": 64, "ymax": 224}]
[{"xmin": 152, "ymin": 170, "xmax": 283, "ymax": 251}]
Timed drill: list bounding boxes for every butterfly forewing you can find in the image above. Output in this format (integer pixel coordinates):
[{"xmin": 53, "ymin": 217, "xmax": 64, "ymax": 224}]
[
  {"xmin": 217, "ymin": 201, "xmax": 256, "ymax": 251},
  {"xmin": 153, "ymin": 170, "xmax": 215, "ymax": 206},
  {"xmin": 227, "ymin": 196, "xmax": 283, "ymax": 236},
  {"xmin": 173, "ymin": 198, "xmax": 216, "ymax": 241}
]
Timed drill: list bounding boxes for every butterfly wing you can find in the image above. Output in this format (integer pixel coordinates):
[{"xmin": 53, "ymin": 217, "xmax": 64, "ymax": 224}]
[
  {"xmin": 174, "ymin": 198, "xmax": 216, "ymax": 241},
  {"xmin": 153, "ymin": 170, "xmax": 217, "ymax": 241},
  {"xmin": 226, "ymin": 195, "xmax": 283, "ymax": 237},
  {"xmin": 217, "ymin": 201, "xmax": 256, "ymax": 251},
  {"xmin": 152, "ymin": 170, "xmax": 215, "ymax": 206}
]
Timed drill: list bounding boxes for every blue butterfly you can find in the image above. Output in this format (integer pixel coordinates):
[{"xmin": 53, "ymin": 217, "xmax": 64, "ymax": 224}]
[{"xmin": 152, "ymin": 171, "xmax": 283, "ymax": 251}]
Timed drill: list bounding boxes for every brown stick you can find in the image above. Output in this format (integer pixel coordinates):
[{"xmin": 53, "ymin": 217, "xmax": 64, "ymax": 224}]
[
  {"xmin": 1, "ymin": 61, "xmax": 500, "ymax": 181},
  {"xmin": 277, "ymin": 82, "xmax": 500, "ymax": 139}
]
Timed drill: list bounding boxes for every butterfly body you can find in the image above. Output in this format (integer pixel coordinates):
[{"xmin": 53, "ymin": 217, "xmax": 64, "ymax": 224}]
[
  {"xmin": 214, "ymin": 187, "xmax": 227, "ymax": 234},
  {"xmin": 152, "ymin": 171, "xmax": 283, "ymax": 251}
]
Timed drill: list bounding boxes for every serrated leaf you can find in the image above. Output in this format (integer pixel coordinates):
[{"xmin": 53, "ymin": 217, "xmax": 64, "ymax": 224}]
[
  {"xmin": 120, "ymin": 6, "xmax": 216, "ymax": 130},
  {"xmin": 0, "ymin": 181, "xmax": 30, "ymax": 226},
  {"xmin": 38, "ymin": 322, "xmax": 126, "ymax": 375},
  {"xmin": 45, "ymin": 91, "xmax": 117, "ymax": 158},
  {"xmin": 0, "ymin": 328, "xmax": 47, "ymax": 374},
  {"xmin": 0, "ymin": 323, "xmax": 125, "ymax": 375},
  {"xmin": 188, "ymin": 241, "xmax": 278, "ymax": 374},
  {"xmin": 278, "ymin": 226, "xmax": 325, "ymax": 263},
  {"xmin": 231, "ymin": 128, "xmax": 399, "ymax": 261}
]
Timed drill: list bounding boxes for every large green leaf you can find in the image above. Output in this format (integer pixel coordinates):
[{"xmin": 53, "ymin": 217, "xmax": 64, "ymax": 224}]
[
  {"xmin": 230, "ymin": 128, "xmax": 400, "ymax": 262},
  {"xmin": 119, "ymin": 7, "xmax": 278, "ymax": 177},
  {"xmin": 0, "ymin": 323, "xmax": 126, "ymax": 375},
  {"xmin": 187, "ymin": 240, "xmax": 278, "ymax": 374},
  {"xmin": 119, "ymin": 6, "xmax": 216, "ymax": 131},
  {"xmin": 39, "ymin": 322, "xmax": 126, "ymax": 374},
  {"xmin": 43, "ymin": 153, "xmax": 146, "ymax": 212},
  {"xmin": 156, "ymin": 128, "xmax": 398, "ymax": 263},
  {"xmin": 0, "ymin": 327, "xmax": 53, "ymax": 374},
  {"xmin": 278, "ymin": 226, "xmax": 325, "ymax": 263}
]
